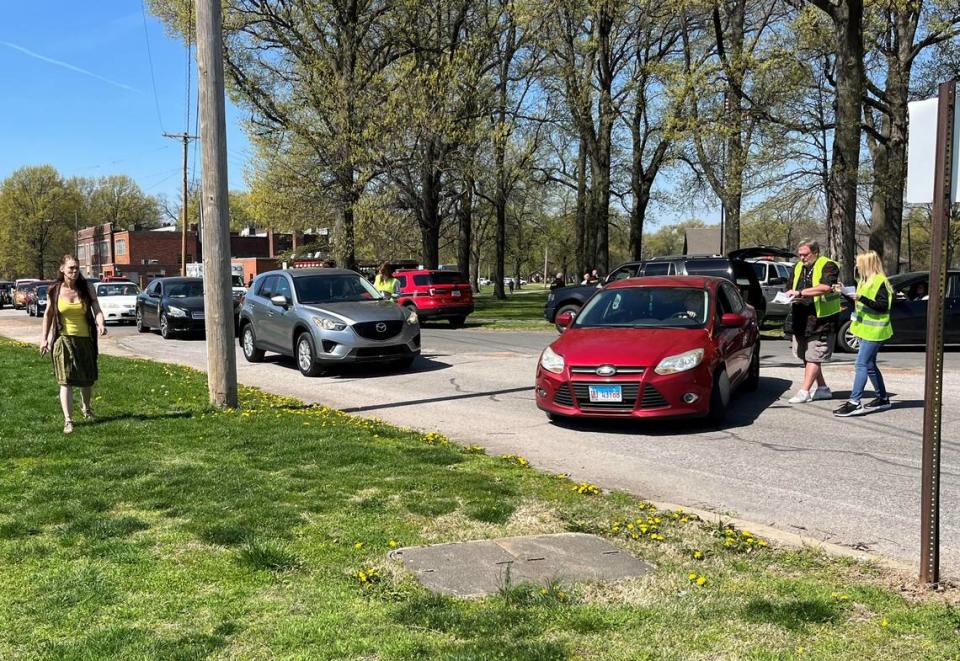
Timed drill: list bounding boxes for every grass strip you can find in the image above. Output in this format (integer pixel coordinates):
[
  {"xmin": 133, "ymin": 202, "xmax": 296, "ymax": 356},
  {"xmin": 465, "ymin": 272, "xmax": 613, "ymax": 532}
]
[{"xmin": 0, "ymin": 337, "xmax": 956, "ymax": 659}]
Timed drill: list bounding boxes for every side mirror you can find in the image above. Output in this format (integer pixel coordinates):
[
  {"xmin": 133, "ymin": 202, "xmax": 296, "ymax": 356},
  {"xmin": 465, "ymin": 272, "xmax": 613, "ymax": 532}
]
[
  {"xmin": 556, "ymin": 311, "xmax": 575, "ymax": 329},
  {"xmin": 720, "ymin": 312, "xmax": 747, "ymax": 328},
  {"xmin": 270, "ymin": 294, "xmax": 290, "ymax": 308}
]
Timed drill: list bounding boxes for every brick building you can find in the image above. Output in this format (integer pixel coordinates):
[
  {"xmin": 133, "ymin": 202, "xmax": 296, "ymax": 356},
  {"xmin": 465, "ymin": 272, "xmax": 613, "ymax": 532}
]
[{"xmin": 76, "ymin": 224, "xmax": 300, "ymax": 288}]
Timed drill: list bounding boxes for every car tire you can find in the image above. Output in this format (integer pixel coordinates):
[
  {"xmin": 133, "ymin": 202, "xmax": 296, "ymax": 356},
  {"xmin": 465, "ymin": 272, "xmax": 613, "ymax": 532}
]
[
  {"xmin": 708, "ymin": 365, "xmax": 731, "ymax": 424},
  {"xmin": 449, "ymin": 315, "xmax": 467, "ymax": 328},
  {"xmin": 241, "ymin": 324, "xmax": 265, "ymax": 363},
  {"xmin": 743, "ymin": 345, "xmax": 760, "ymax": 392},
  {"xmin": 136, "ymin": 308, "xmax": 150, "ymax": 333},
  {"xmin": 159, "ymin": 313, "xmax": 173, "ymax": 340},
  {"xmin": 296, "ymin": 332, "xmax": 325, "ymax": 377},
  {"xmin": 554, "ymin": 304, "xmax": 581, "ymax": 332},
  {"xmin": 837, "ymin": 320, "xmax": 860, "ymax": 353}
]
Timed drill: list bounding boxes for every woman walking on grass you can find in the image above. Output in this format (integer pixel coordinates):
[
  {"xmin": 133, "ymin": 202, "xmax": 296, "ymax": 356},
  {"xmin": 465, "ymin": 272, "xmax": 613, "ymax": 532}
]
[
  {"xmin": 40, "ymin": 255, "xmax": 107, "ymax": 433},
  {"xmin": 832, "ymin": 250, "xmax": 894, "ymax": 417}
]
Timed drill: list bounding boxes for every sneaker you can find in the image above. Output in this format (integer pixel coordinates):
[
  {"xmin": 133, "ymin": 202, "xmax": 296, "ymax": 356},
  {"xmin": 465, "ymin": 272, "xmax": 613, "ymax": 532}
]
[
  {"xmin": 63, "ymin": 420, "xmax": 74, "ymax": 434},
  {"xmin": 864, "ymin": 397, "xmax": 892, "ymax": 412},
  {"xmin": 812, "ymin": 386, "xmax": 833, "ymax": 401},
  {"xmin": 788, "ymin": 390, "xmax": 813, "ymax": 404},
  {"xmin": 834, "ymin": 401, "xmax": 867, "ymax": 417}
]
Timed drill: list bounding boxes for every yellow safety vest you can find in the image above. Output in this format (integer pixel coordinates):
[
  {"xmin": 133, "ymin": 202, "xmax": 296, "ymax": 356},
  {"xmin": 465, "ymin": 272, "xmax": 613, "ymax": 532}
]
[
  {"xmin": 374, "ymin": 275, "xmax": 399, "ymax": 297},
  {"xmin": 793, "ymin": 256, "xmax": 841, "ymax": 318},
  {"xmin": 850, "ymin": 274, "xmax": 893, "ymax": 342}
]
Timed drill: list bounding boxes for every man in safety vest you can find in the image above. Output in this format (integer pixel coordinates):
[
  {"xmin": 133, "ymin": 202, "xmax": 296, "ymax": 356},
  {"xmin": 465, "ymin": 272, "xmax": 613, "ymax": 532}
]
[
  {"xmin": 784, "ymin": 239, "xmax": 842, "ymax": 404},
  {"xmin": 374, "ymin": 262, "xmax": 400, "ymax": 299}
]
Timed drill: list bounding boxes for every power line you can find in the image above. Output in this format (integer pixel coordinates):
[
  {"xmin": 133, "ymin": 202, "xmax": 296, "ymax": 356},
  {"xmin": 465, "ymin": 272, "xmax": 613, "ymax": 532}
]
[{"xmin": 140, "ymin": 0, "xmax": 166, "ymax": 133}]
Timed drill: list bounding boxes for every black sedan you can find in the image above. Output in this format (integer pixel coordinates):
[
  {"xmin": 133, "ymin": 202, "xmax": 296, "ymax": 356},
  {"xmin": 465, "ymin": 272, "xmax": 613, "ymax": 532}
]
[
  {"xmin": 835, "ymin": 270, "xmax": 960, "ymax": 352},
  {"xmin": 136, "ymin": 277, "xmax": 206, "ymax": 339}
]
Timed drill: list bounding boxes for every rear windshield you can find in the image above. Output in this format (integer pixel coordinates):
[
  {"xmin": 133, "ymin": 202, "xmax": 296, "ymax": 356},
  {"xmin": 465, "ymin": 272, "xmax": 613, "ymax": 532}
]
[
  {"xmin": 98, "ymin": 284, "xmax": 138, "ymax": 296},
  {"xmin": 412, "ymin": 272, "xmax": 467, "ymax": 286},
  {"xmin": 684, "ymin": 259, "xmax": 732, "ymax": 278},
  {"xmin": 575, "ymin": 287, "xmax": 709, "ymax": 329},
  {"xmin": 167, "ymin": 282, "xmax": 204, "ymax": 298},
  {"xmin": 294, "ymin": 274, "xmax": 381, "ymax": 304}
]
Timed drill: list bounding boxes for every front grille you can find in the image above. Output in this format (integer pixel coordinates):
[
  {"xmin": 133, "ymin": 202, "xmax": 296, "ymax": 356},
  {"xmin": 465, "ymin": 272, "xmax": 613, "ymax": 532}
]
[
  {"xmin": 553, "ymin": 384, "xmax": 574, "ymax": 407},
  {"xmin": 639, "ymin": 384, "xmax": 670, "ymax": 409},
  {"xmin": 572, "ymin": 382, "xmax": 640, "ymax": 411},
  {"xmin": 570, "ymin": 366, "xmax": 645, "ymax": 375},
  {"xmin": 354, "ymin": 345, "xmax": 407, "ymax": 358},
  {"xmin": 353, "ymin": 320, "xmax": 403, "ymax": 340}
]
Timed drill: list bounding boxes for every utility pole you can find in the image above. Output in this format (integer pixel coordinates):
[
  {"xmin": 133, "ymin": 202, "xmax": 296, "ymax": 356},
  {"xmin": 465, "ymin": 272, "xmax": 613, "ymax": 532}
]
[
  {"xmin": 163, "ymin": 131, "xmax": 198, "ymax": 275},
  {"xmin": 195, "ymin": 0, "xmax": 238, "ymax": 408}
]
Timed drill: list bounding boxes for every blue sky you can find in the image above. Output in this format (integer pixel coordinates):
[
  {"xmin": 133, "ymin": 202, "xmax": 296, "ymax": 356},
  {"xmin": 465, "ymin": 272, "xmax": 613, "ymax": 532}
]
[{"xmin": 1, "ymin": 1, "xmax": 251, "ymax": 208}]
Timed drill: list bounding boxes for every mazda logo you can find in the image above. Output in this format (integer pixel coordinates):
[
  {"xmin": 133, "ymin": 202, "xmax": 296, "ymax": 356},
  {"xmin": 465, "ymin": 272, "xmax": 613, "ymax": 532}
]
[
  {"xmin": 376, "ymin": 322, "xmax": 387, "ymax": 333},
  {"xmin": 596, "ymin": 365, "xmax": 616, "ymax": 376}
]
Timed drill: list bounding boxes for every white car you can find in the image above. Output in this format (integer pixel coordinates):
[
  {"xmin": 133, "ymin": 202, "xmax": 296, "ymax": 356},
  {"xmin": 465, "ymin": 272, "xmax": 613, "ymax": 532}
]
[
  {"xmin": 96, "ymin": 282, "xmax": 140, "ymax": 324},
  {"xmin": 478, "ymin": 277, "xmax": 492, "ymax": 286}
]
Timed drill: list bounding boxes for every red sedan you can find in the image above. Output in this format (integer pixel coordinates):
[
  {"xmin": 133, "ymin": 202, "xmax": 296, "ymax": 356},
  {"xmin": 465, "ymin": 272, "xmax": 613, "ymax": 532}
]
[{"xmin": 535, "ymin": 276, "xmax": 760, "ymax": 423}]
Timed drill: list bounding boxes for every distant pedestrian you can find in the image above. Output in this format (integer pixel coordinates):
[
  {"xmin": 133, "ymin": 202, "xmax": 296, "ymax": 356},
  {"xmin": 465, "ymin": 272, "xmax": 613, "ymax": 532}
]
[
  {"xmin": 39, "ymin": 254, "xmax": 107, "ymax": 434},
  {"xmin": 581, "ymin": 272, "xmax": 591, "ymax": 285},
  {"xmin": 833, "ymin": 251, "xmax": 893, "ymax": 417},
  {"xmin": 590, "ymin": 268, "xmax": 602, "ymax": 283},
  {"xmin": 508, "ymin": 278, "xmax": 515, "ymax": 294},
  {"xmin": 246, "ymin": 274, "xmax": 254, "ymax": 288},
  {"xmin": 373, "ymin": 262, "xmax": 400, "ymax": 299},
  {"xmin": 785, "ymin": 239, "xmax": 841, "ymax": 404},
  {"xmin": 551, "ymin": 272, "xmax": 565, "ymax": 289}
]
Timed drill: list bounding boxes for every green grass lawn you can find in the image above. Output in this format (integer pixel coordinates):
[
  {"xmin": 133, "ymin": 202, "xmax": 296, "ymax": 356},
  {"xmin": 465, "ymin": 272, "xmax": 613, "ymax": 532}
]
[
  {"xmin": 471, "ymin": 287, "xmax": 552, "ymax": 330},
  {"xmin": 0, "ymin": 337, "xmax": 957, "ymax": 659}
]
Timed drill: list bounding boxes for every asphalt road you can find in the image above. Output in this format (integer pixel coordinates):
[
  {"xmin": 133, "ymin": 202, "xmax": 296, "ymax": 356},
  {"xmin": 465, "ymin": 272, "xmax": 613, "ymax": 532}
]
[{"xmin": 4, "ymin": 309, "xmax": 959, "ymax": 578}]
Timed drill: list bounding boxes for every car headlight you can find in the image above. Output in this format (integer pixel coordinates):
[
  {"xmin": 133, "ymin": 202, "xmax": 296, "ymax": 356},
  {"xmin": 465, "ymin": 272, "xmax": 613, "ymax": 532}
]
[
  {"xmin": 406, "ymin": 309, "xmax": 418, "ymax": 325},
  {"xmin": 654, "ymin": 348, "xmax": 704, "ymax": 375},
  {"xmin": 313, "ymin": 316, "xmax": 346, "ymax": 331},
  {"xmin": 539, "ymin": 346, "xmax": 565, "ymax": 374},
  {"xmin": 167, "ymin": 306, "xmax": 188, "ymax": 318}
]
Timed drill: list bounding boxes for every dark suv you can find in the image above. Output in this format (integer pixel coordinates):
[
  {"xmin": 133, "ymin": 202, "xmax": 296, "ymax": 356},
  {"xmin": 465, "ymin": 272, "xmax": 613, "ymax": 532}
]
[{"xmin": 544, "ymin": 246, "xmax": 794, "ymax": 330}]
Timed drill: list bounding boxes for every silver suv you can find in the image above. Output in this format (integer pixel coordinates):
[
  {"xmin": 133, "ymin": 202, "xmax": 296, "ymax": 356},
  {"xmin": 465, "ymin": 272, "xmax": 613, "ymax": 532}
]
[{"xmin": 238, "ymin": 268, "xmax": 421, "ymax": 376}]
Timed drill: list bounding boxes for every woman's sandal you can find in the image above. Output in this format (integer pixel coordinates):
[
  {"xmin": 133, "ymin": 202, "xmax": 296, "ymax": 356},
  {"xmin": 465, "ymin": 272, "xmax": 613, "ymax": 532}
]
[
  {"xmin": 63, "ymin": 419, "xmax": 74, "ymax": 434},
  {"xmin": 81, "ymin": 407, "xmax": 95, "ymax": 421}
]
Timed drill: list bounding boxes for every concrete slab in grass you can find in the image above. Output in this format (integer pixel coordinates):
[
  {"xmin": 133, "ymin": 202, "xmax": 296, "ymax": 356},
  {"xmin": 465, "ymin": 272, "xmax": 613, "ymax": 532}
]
[{"xmin": 390, "ymin": 532, "xmax": 652, "ymax": 597}]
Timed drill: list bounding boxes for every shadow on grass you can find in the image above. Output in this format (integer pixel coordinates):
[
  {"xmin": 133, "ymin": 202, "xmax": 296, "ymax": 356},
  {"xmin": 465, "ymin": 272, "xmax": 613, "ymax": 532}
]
[
  {"xmin": 85, "ymin": 410, "xmax": 196, "ymax": 425},
  {"xmin": 742, "ymin": 597, "xmax": 841, "ymax": 630}
]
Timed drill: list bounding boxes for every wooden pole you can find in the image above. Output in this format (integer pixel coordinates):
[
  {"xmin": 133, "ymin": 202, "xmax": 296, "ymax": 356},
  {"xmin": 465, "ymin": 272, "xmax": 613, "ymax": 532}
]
[
  {"xmin": 919, "ymin": 79, "xmax": 955, "ymax": 585},
  {"xmin": 195, "ymin": 0, "xmax": 238, "ymax": 408}
]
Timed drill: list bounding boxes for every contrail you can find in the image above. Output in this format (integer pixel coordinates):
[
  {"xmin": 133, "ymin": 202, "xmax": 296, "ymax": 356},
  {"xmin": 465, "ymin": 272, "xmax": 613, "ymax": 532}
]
[{"xmin": 1, "ymin": 41, "xmax": 140, "ymax": 93}]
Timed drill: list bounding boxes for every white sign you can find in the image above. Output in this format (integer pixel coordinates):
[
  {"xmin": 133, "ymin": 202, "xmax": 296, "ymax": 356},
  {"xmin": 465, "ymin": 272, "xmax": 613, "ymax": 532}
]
[{"xmin": 905, "ymin": 95, "xmax": 960, "ymax": 204}]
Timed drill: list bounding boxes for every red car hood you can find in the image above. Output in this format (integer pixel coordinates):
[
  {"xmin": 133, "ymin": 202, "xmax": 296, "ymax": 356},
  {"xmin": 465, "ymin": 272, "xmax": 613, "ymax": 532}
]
[{"xmin": 550, "ymin": 327, "xmax": 710, "ymax": 367}]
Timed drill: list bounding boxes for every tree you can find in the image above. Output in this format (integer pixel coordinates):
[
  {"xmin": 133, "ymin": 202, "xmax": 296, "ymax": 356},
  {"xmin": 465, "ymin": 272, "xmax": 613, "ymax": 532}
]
[
  {"xmin": 643, "ymin": 218, "xmax": 707, "ymax": 258},
  {"xmin": 0, "ymin": 166, "xmax": 77, "ymax": 278},
  {"xmin": 80, "ymin": 175, "xmax": 163, "ymax": 230}
]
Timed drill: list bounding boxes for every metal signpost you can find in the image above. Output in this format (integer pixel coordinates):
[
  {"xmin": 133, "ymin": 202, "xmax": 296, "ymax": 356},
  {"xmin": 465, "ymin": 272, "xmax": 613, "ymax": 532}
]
[{"xmin": 919, "ymin": 80, "xmax": 956, "ymax": 585}]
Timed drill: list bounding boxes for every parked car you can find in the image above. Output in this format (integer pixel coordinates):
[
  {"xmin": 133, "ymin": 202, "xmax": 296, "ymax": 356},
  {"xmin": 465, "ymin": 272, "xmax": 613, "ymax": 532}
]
[
  {"xmin": 238, "ymin": 268, "xmax": 421, "ymax": 376},
  {"xmin": 828, "ymin": 270, "xmax": 960, "ymax": 353},
  {"xmin": 747, "ymin": 258, "xmax": 795, "ymax": 321},
  {"xmin": 96, "ymin": 281, "xmax": 140, "ymax": 324},
  {"xmin": 543, "ymin": 246, "xmax": 794, "ymax": 331},
  {"xmin": 536, "ymin": 276, "xmax": 760, "ymax": 423},
  {"xmin": 395, "ymin": 269, "xmax": 474, "ymax": 327},
  {"xmin": 136, "ymin": 277, "xmax": 206, "ymax": 339},
  {"xmin": 25, "ymin": 283, "xmax": 50, "ymax": 317},
  {"xmin": 12, "ymin": 279, "xmax": 41, "ymax": 310},
  {"xmin": 0, "ymin": 281, "xmax": 14, "ymax": 309}
]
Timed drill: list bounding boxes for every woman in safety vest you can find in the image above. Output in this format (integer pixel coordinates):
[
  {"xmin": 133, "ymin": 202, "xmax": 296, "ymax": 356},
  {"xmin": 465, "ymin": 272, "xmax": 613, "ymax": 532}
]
[
  {"xmin": 832, "ymin": 250, "xmax": 893, "ymax": 417},
  {"xmin": 374, "ymin": 262, "xmax": 400, "ymax": 299}
]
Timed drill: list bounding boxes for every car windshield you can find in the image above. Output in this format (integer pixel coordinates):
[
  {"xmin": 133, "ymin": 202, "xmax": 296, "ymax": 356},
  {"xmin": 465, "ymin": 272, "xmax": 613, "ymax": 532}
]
[
  {"xmin": 575, "ymin": 287, "xmax": 709, "ymax": 328},
  {"xmin": 415, "ymin": 272, "xmax": 467, "ymax": 286},
  {"xmin": 37, "ymin": 286, "xmax": 48, "ymax": 297},
  {"xmin": 232, "ymin": 276, "xmax": 244, "ymax": 288},
  {"xmin": 167, "ymin": 282, "xmax": 204, "ymax": 298},
  {"xmin": 98, "ymin": 284, "xmax": 138, "ymax": 296},
  {"xmin": 294, "ymin": 274, "xmax": 382, "ymax": 304},
  {"xmin": 751, "ymin": 263, "xmax": 766, "ymax": 278}
]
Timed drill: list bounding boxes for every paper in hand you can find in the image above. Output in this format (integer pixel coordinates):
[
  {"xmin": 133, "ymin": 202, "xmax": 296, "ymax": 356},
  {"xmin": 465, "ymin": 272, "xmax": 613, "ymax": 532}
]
[
  {"xmin": 841, "ymin": 286, "xmax": 856, "ymax": 295},
  {"xmin": 772, "ymin": 291, "xmax": 795, "ymax": 305}
]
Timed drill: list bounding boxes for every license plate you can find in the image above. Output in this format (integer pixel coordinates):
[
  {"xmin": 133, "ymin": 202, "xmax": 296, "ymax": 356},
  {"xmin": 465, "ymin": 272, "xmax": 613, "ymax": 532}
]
[
  {"xmin": 588, "ymin": 385, "xmax": 622, "ymax": 403},
  {"xmin": 451, "ymin": 290, "xmax": 461, "ymax": 297}
]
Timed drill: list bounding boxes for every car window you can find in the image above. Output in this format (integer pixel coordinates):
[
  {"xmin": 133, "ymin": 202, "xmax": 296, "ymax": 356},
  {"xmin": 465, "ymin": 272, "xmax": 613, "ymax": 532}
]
[
  {"xmin": 575, "ymin": 287, "xmax": 708, "ymax": 328},
  {"xmin": 397, "ymin": 275, "xmax": 408, "ymax": 290},
  {"xmin": 274, "ymin": 276, "xmax": 293, "ymax": 301},
  {"xmin": 719, "ymin": 283, "xmax": 745, "ymax": 313},
  {"xmin": 294, "ymin": 274, "xmax": 382, "ymax": 303},
  {"xmin": 98, "ymin": 284, "xmax": 138, "ymax": 296},
  {"xmin": 895, "ymin": 277, "xmax": 929, "ymax": 301},
  {"xmin": 426, "ymin": 272, "xmax": 468, "ymax": 285},
  {"xmin": 167, "ymin": 282, "xmax": 203, "ymax": 298},
  {"xmin": 751, "ymin": 263, "xmax": 767, "ymax": 281},
  {"xmin": 777, "ymin": 264, "xmax": 792, "ymax": 280},
  {"xmin": 949, "ymin": 274, "xmax": 960, "ymax": 299},
  {"xmin": 607, "ymin": 264, "xmax": 639, "ymax": 282},
  {"xmin": 642, "ymin": 262, "xmax": 672, "ymax": 276},
  {"xmin": 258, "ymin": 276, "xmax": 277, "ymax": 299},
  {"xmin": 155, "ymin": 282, "xmax": 163, "ymax": 297},
  {"xmin": 685, "ymin": 259, "xmax": 732, "ymax": 278}
]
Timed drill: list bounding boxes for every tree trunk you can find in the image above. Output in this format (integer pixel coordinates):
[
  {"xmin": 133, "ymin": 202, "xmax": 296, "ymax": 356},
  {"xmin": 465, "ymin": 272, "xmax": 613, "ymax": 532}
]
[
  {"xmin": 457, "ymin": 179, "xmax": 473, "ymax": 280},
  {"xmin": 575, "ymin": 139, "xmax": 588, "ymax": 277},
  {"xmin": 417, "ymin": 141, "xmax": 442, "ymax": 270},
  {"xmin": 825, "ymin": 0, "xmax": 864, "ymax": 283}
]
